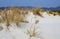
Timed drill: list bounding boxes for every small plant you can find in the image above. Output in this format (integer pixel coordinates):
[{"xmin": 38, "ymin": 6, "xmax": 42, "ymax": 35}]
[
  {"xmin": 26, "ymin": 25, "xmax": 41, "ymax": 39},
  {"xmin": 25, "ymin": 20, "xmax": 41, "ymax": 39},
  {"xmin": 0, "ymin": 26, "xmax": 3, "ymax": 31},
  {"xmin": 0, "ymin": 19, "xmax": 4, "ymax": 23}
]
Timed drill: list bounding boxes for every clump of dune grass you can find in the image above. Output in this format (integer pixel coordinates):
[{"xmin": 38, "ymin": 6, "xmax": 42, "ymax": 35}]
[
  {"xmin": 26, "ymin": 25, "xmax": 41, "ymax": 39},
  {"xmin": 0, "ymin": 9, "xmax": 11, "ymax": 29},
  {"xmin": 32, "ymin": 8, "xmax": 44, "ymax": 17},
  {"xmin": 25, "ymin": 20, "xmax": 41, "ymax": 39},
  {"xmin": 46, "ymin": 10, "xmax": 60, "ymax": 16},
  {"xmin": 9, "ymin": 7, "xmax": 27, "ymax": 27},
  {"xmin": 0, "ymin": 7, "xmax": 27, "ymax": 29}
]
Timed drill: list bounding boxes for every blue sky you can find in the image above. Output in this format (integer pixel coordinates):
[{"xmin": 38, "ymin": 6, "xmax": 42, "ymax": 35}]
[{"xmin": 0, "ymin": 0, "xmax": 60, "ymax": 7}]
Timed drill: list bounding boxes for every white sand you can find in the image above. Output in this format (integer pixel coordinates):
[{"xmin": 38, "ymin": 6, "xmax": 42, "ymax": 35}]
[{"xmin": 0, "ymin": 12, "xmax": 60, "ymax": 39}]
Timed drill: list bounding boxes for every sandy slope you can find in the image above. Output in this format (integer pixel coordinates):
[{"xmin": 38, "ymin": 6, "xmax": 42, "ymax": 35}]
[{"xmin": 0, "ymin": 12, "xmax": 60, "ymax": 39}]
